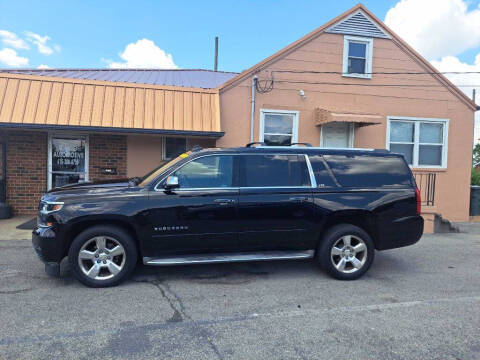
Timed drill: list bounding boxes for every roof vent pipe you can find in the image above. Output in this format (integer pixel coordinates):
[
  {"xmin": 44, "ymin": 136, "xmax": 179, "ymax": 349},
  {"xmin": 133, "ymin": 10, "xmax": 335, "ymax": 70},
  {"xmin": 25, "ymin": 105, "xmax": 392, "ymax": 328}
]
[
  {"xmin": 214, "ymin": 37, "xmax": 218, "ymax": 71},
  {"xmin": 250, "ymin": 75, "xmax": 258, "ymax": 143}
]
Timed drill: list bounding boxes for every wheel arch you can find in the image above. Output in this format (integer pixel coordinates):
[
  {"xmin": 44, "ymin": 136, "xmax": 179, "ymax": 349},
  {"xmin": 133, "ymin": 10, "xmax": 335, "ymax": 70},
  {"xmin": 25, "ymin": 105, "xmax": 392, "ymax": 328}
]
[
  {"xmin": 320, "ymin": 210, "xmax": 379, "ymax": 249},
  {"xmin": 63, "ymin": 216, "xmax": 142, "ymax": 259}
]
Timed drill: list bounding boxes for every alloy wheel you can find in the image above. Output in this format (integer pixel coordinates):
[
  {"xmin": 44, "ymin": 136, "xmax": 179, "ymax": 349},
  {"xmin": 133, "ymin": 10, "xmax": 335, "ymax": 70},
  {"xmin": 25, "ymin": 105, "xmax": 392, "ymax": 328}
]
[
  {"xmin": 330, "ymin": 235, "xmax": 367, "ymax": 274},
  {"xmin": 77, "ymin": 236, "xmax": 126, "ymax": 280}
]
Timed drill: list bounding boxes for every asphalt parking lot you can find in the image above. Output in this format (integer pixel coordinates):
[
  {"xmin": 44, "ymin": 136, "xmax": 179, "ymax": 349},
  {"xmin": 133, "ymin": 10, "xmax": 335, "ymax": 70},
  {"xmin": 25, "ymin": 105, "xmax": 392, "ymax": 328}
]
[{"xmin": 1, "ymin": 224, "xmax": 480, "ymax": 360}]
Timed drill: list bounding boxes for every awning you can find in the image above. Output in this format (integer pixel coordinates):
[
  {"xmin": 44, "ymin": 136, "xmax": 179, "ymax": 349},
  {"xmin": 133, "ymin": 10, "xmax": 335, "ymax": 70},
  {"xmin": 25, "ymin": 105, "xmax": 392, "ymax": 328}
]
[
  {"xmin": 314, "ymin": 108, "xmax": 382, "ymax": 127},
  {"xmin": 0, "ymin": 73, "xmax": 221, "ymax": 136}
]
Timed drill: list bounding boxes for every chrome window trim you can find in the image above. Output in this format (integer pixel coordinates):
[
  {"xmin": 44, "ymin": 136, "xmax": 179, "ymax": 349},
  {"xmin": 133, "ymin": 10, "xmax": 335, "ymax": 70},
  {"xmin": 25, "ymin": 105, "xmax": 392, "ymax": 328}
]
[
  {"xmin": 154, "ymin": 152, "xmax": 316, "ymax": 191},
  {"xmin": 304, "ymin": 155, "xmax": 317, "ymax": 188}
]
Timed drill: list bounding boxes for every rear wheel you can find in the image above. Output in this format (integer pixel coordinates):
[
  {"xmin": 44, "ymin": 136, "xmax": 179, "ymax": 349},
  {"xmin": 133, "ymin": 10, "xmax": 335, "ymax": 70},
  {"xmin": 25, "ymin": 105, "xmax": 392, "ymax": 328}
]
[
  {"xmin": 68, "ymin": 225, "xmax": 137, "ymax": 287},
  {"xmin": 317, "ymin": 224, "xmax": 375, "ymax": 280}
]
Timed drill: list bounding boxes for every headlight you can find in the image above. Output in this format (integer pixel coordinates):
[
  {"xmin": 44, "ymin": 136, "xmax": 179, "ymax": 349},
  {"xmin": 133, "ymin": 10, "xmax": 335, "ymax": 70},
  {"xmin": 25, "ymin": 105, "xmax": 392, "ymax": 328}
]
[{"xmin": 39, "ymin": 201, "xmax": 64, "ymax": 214}]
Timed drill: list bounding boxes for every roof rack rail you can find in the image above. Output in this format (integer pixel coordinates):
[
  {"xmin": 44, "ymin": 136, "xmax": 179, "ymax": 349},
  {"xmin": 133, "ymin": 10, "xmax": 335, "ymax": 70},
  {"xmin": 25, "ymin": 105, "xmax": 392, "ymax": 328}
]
[
  {"xmin": 373, "ymin": 149, "xmax": 390, "ymax": 153},
  {"xmin": 191, "ymin": 145, "xmax": 203, "ymax": 152},
  {"xmin": 246, "ymin": 142, "xmax": 265, "ymax": 147},
  {"xmin": 290, "ymin": 142, "xmax": 312, "ymax": 147}
]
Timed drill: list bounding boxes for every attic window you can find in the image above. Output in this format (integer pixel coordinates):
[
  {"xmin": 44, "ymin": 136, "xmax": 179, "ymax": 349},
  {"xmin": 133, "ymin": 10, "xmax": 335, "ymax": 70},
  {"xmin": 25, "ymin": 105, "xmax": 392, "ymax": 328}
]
[{"xmin": 342, "ymin": 35, "xmax": 373, "ymax": 79}]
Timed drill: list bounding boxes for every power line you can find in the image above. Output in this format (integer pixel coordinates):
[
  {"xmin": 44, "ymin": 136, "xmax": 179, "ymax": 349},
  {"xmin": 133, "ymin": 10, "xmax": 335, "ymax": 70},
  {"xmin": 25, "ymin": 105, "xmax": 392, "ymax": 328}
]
[
  {"xmin": 272, "ymin": 70, "xmax": 480, "ymax": 75},
  {"xmin": 272, "ymin": 79, "xmax": 480, "ymax": 88}
]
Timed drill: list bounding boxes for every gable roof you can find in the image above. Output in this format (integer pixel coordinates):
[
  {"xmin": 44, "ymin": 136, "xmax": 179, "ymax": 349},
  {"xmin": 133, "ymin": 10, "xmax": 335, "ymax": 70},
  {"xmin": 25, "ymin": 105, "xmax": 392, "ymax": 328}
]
[
  {"xmin": 219, "ymin": 3, "xmax": 478, "ymax": 111},
  {"xmin": 0, "ymin": 68, "xmax": 238, "ymax": 89}
]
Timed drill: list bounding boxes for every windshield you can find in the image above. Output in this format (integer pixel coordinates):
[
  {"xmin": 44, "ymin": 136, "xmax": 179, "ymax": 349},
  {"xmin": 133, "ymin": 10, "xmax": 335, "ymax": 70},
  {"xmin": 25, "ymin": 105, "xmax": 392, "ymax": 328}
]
[{"xmin": 138, "ymin": 152, "xmax": 191, "ymax": 187}]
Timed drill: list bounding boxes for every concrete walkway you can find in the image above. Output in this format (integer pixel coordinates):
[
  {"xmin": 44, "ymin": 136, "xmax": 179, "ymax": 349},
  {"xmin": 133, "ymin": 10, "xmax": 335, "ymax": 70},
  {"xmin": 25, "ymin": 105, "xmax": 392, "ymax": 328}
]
[{"xmin": 0, "ymin": 216, "xmax": 34, "ymax": 240}]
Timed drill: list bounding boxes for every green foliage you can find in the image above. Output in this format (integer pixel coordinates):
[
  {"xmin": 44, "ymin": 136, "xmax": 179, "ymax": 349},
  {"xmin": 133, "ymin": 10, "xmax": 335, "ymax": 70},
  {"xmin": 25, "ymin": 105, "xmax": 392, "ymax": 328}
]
[
  {"xmin": 472, "ymin": 168, "xmax": 480, "ymax": 186},
  {"xmin": 473, "ymin": 144, "xmax": 480, "ymax": 167}
]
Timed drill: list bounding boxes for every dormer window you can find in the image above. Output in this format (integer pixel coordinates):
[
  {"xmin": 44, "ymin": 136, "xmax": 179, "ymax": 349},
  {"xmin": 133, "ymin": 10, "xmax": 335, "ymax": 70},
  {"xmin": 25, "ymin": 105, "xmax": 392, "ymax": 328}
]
[{"xmin": 342, "ymin": 35, "xmax": 373, "ymax": 79}]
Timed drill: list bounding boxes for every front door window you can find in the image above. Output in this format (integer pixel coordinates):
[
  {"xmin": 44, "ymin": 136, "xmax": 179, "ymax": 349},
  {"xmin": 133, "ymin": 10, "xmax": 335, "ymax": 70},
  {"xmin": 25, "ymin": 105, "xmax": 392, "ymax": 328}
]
[{"xmin": 49, "ymin": 135, "xmax": 88, "ymax": 189}]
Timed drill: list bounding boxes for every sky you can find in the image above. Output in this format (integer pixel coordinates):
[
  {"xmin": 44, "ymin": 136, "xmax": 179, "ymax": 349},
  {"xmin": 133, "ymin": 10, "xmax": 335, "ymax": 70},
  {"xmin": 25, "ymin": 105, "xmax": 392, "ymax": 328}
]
[{"xmin": 0, "ymin": 0, "xmax": 479, "ymax": 110}]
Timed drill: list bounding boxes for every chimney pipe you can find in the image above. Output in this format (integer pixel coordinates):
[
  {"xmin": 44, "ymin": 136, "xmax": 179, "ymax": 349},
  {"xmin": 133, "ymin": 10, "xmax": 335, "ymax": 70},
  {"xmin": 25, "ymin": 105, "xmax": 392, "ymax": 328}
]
[{"xmin": 214, "ymin": 36, "xmax": 218, "ymax": 71}]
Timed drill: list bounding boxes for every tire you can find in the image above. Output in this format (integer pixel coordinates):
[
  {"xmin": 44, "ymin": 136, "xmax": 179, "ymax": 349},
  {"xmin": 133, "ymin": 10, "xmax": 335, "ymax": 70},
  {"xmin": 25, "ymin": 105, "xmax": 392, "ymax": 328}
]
[
  {"xmin": 317, "ymin": 224, "xmax": 375, "ymax": 280},
  {"xmin": 68, "ymin": 225, "xmax": 138, "ymax": 287}
]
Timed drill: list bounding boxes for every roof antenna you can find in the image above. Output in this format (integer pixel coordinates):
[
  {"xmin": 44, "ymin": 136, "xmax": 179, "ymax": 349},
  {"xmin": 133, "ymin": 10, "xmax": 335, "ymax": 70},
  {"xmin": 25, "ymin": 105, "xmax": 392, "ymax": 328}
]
[{"xmin": 214, "ymin": 36, "xmax": 218, "ymax": 71}]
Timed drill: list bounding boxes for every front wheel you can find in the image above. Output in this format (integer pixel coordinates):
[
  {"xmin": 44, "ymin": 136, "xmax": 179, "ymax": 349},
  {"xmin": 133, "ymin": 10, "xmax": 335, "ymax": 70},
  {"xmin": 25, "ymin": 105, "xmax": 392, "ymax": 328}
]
[
  {"xmin": 317, "ymin": 224, "xmax": 375, "ymax": 280},
  {"xmin": 68, "ymin": 225, "xmax": 138, "ymax": 287}
]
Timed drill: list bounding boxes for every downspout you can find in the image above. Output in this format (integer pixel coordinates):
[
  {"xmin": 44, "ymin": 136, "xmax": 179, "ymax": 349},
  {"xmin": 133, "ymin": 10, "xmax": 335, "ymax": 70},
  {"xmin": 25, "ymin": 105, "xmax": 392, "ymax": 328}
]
[
  {"xmin": 0, "ymin": 142, "xmax": 12, "ymax": 219},
  {"xmin": 250, "ymin": 75, "xmax": 258, "ymax": 143}
]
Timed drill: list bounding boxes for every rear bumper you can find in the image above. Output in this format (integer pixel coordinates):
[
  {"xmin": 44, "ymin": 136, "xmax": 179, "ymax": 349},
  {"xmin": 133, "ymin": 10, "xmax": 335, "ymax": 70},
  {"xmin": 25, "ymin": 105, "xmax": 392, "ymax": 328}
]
[
  {"xmin": 376, "ymin": 215, "xmax": 424, "ymax": 250},
  {"xmin": 32, "ymin": 226, "xmax": 63, "ymax": 277}
]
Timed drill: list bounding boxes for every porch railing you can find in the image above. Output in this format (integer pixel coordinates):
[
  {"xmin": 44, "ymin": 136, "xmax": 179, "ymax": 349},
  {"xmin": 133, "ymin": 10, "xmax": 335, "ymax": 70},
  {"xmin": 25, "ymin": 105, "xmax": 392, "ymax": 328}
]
[{"xmin": 413, "ymin": 172, "xmax": 436, "ymax": 206}]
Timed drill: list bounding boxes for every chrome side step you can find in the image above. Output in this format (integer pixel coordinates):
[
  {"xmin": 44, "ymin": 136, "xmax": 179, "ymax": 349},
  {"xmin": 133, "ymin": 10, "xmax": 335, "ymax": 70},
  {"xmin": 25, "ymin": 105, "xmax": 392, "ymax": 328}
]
[{"xmin": 143, "ymin": 250, "xmax": 315, "ymax": 266}]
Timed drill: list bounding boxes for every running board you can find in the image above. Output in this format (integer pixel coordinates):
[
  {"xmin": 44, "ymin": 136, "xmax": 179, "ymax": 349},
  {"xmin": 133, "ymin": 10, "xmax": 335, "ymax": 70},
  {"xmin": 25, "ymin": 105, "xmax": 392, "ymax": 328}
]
[{"xmin": 143, "ymin": 250, "xmax": 315, "ymax": 266}]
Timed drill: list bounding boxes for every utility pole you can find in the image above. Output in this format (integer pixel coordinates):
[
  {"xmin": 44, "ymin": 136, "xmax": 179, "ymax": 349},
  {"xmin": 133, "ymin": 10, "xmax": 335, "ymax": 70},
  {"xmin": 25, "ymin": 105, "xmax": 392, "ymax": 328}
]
[{"xmin": 214, "ymin": 36, "xmax": 218, "ymax": 71}]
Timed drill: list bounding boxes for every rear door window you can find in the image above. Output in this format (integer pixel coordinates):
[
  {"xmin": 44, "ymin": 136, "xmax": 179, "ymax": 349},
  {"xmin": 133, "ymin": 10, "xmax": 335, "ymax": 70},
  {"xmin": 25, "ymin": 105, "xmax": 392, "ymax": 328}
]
[
  {"xmin": 307, "ymin": 155, "xmax": 337, "ymax": 188},
  {"xmin": 323, "ymin": 154, "xmax": 412, "ymax": 188},
  {"xmin": 240, "ymin": 154, "xmax": 310, "ymax": 187}
]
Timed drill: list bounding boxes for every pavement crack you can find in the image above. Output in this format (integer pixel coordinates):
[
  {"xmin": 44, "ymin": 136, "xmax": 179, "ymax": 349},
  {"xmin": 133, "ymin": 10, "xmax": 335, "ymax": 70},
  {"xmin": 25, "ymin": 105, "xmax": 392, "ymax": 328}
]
[{"xmin": 134, "ymin": 278, "xmax": 224, "ymax": 359}]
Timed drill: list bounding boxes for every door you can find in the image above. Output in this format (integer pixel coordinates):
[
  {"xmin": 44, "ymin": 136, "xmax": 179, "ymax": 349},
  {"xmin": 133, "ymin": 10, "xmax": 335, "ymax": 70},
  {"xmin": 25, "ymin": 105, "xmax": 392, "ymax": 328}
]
[
  {"xmin": 48, "ymin": 135, "xmax": 88, "ymax": 189},
  {"xmin": 321, "ymin": 122, "xmax": 353, "ymax": 148},
  {"xmin": 237, "ymin": 154, "xmax": 316, "ymax": 251},
  {"xmin": 146, "ymin": 154, "xmax": 239, "ymax": 255}
]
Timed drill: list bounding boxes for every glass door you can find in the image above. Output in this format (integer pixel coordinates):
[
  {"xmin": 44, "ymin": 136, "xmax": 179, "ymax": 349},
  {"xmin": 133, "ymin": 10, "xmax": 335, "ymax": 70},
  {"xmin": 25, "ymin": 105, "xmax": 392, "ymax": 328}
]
[{"xmin": 48, "ymin": 135, "xmax": 88, "ymax": 189}]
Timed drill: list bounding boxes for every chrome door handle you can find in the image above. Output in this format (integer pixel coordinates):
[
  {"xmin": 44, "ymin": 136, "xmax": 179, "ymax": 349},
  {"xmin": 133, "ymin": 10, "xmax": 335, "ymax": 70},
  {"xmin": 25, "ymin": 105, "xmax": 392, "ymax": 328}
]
[
  {"xmin": 214, "ymin": 198, "xmax": 236, "ymax": 205},
  {"xmin": 288, "ymin": 196, "xmax": 308, "ymax": 202}
]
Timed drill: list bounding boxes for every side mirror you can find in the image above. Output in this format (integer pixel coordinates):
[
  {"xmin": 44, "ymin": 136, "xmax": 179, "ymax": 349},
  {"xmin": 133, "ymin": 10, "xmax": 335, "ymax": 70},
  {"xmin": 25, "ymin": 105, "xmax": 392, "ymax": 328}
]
[{"xmin": 164, "ymin": 175, "xmax": 179, "ymax": 190}]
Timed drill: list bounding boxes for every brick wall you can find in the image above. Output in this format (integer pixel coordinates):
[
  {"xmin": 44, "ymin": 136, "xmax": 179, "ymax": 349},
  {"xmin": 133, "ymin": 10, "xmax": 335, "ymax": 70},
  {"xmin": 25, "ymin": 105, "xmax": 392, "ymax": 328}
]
[
  {"xmin": 0, "ymin": 130, "xmax": 48, "ymax": 215},
  {"xmin": 89, "ymin": 134, "xmax": 127, "ymax": 181}
]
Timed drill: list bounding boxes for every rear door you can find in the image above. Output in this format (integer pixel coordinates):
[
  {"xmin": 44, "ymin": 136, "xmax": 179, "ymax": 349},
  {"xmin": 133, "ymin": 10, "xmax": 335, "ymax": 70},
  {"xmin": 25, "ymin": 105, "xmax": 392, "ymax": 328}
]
[{"xmin": 236, "ymin": 153, "xmax": 316, "ymax": 251}]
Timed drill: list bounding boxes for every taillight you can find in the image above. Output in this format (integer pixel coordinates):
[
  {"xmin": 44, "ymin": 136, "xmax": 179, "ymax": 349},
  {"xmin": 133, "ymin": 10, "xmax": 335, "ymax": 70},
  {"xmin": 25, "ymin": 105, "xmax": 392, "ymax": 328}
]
[{"xmin": 415, "ymin": 187, "xmax": 421, "ymax": 215}]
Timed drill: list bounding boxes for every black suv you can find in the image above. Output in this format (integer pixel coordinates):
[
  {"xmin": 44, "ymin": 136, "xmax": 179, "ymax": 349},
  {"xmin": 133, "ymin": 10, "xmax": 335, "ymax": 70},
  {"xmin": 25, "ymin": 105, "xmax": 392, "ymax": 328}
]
[{"xmin": 33, "ymin": 144, "xmax": 423, "ymax": 287}]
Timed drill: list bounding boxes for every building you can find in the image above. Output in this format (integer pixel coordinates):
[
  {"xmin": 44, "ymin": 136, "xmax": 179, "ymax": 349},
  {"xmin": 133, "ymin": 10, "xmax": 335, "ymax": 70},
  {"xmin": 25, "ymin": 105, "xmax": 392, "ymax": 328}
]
[{"xmin": 0, "ymin": 4, "xmax": 478, "ymax": 233}]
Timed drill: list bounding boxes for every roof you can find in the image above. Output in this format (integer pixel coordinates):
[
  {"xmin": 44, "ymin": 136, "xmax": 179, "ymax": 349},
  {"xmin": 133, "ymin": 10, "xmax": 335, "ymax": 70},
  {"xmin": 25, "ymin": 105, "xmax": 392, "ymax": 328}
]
[
  {"xmin": 0, "ymin": 72, "xmax": 222, "ymax": 136},
  {"xmin": 220, "ymin": 3, "xmax": 478, "ymax": 112},
  {"xmin": 0, "ymin": 68, "xmax": 238, "ymax": 89}
]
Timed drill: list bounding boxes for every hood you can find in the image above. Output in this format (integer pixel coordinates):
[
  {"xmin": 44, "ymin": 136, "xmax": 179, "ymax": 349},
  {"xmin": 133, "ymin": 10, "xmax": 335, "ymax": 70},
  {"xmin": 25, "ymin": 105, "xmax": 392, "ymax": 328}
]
[{"xmin": 47, "ymin": 179, "xmax": 131, "ymax": 193}]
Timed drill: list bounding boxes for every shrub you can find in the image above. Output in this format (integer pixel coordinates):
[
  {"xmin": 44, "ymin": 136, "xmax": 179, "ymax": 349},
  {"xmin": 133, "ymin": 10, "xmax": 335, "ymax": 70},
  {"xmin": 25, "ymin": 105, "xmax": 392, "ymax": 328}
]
[{"xmin": 472, "ymin": 168, "xmax": 480, "ymax": 186}]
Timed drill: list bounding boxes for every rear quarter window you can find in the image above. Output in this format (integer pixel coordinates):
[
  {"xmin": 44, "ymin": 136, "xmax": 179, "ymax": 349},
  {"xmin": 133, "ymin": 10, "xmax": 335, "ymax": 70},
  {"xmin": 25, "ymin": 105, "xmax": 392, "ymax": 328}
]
[{"xmin": 323, "ymin": 154, "xmax": 412, "ymax": 188}]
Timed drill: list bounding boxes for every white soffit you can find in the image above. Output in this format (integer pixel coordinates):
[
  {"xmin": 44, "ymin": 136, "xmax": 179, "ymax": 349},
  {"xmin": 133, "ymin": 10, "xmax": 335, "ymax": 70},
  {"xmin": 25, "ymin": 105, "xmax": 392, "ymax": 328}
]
[{"xmin": 325, "ymin": 10, "xmax": 390, "ymax": 39}]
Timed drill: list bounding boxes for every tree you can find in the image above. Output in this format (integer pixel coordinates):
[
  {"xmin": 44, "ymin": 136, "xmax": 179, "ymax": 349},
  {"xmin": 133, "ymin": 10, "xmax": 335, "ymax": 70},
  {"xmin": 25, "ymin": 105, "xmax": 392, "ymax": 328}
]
[{"xmin": 474, "ymin": 143, "xmax": 480, "ymax": 167}]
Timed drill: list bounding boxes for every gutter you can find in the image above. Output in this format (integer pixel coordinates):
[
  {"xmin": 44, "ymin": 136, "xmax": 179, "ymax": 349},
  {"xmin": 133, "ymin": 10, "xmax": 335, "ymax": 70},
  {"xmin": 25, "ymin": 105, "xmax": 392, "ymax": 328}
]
[{"xmin": 0, "ymin": 123, "xmax": 225, "ymax": 138}]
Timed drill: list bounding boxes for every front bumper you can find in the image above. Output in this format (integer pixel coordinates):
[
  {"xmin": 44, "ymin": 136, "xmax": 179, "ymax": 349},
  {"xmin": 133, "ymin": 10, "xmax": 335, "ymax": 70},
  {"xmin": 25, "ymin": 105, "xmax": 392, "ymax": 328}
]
[{"xmin": 32, "ymin": 226, "xmax": 63, "ymax": 277}]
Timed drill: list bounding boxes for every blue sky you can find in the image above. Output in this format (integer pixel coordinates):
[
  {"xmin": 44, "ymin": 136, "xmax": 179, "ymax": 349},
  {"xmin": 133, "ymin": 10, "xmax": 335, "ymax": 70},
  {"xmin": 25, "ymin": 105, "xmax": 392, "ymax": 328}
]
[{"xmin": 0, "ymin": 0, "xmax": 460, "ymax": 71}]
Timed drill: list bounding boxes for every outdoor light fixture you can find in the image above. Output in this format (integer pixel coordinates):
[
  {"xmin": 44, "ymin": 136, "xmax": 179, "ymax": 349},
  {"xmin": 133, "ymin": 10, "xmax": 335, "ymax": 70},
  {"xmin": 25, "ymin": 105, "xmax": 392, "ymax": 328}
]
[{"xmin": 299, "ymin": 89, "xmax": 306, "ymax": 100}]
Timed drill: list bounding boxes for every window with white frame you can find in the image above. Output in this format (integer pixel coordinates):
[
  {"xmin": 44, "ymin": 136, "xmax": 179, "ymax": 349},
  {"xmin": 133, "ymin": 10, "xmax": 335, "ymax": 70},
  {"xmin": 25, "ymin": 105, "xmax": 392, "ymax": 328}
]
[
  {"xmin": 163, "ymin": 137, "xmax": 187, "ymax": 160},
  {"xmin": 387, "ymin": 118, "xmax": 448, "ymax": 168},
  {"xmin": 342, "ymin": 35, "xmax": 373, "ymax": 78},
  {"xmin": 260, "ymin": 110, "xmax": 299, "ymax": 146}
]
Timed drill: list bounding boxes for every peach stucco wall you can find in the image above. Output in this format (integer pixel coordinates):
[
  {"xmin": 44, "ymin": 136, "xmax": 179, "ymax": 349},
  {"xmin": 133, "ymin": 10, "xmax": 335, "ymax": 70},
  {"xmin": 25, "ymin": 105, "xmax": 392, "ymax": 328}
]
[
  {"xmin": 218, "ymin": 32, "xmax": 475, "ymax": 225},
  {"xmin": 127, "ymin": 135, "xmax": 217, "ymax": 177}
]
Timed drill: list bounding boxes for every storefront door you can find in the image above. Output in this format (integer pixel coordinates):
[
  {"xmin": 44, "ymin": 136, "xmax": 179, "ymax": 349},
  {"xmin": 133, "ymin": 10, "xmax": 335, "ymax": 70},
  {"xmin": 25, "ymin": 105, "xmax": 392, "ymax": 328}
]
[{"xmin": 48, "ymin": 134, "xmax": 88, "ymax": 190}]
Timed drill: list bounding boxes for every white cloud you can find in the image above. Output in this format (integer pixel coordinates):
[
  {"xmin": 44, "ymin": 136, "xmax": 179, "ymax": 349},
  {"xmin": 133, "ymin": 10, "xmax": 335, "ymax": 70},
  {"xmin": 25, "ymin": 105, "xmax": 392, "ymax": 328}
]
[
  {"xmin": 0, "ymin": 30, "xmax": 29, "ymax": 50},
  {"xmin": 385, "ymin": 0, "xmax": 480, "ymax": 60},
  {"xmin": 24, "ymin": 31, "xmax": 60, "ymax": 55},
  {"xmin": 37, "ymin": 64, "xmax": 50, "ymax": 69},
  {"xmin": 431, "ymin": 54, "xmax": 480, "ymax": 142},
  {"xmin": 106, "ymin": 39, "xmax": 177, "ymax": 69},
  {"xmin": 0, "ymin": 48, "xmax": 29, "ymax": 67}
]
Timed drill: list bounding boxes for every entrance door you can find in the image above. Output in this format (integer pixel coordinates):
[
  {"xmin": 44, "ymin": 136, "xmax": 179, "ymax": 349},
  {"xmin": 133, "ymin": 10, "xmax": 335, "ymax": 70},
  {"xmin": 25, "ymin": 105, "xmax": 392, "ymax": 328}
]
[
  {"xmin": 48, "ymin": 135, "xmax": 88, "ymax": 189},
  {"xmin": 321, "ymin": 122, "xmax": 353, "ymax": 148}
]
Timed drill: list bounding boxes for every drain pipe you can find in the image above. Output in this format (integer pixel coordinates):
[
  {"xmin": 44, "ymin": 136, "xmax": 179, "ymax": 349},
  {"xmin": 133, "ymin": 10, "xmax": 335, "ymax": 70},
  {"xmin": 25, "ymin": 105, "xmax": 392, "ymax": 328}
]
[
  {"xmin": 250, "ymin": 75, "xmax": 258, "ymax": 143},
  {"xmin": 0, "ymin": 142, "xmax": 12, "ymax": 219}
]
